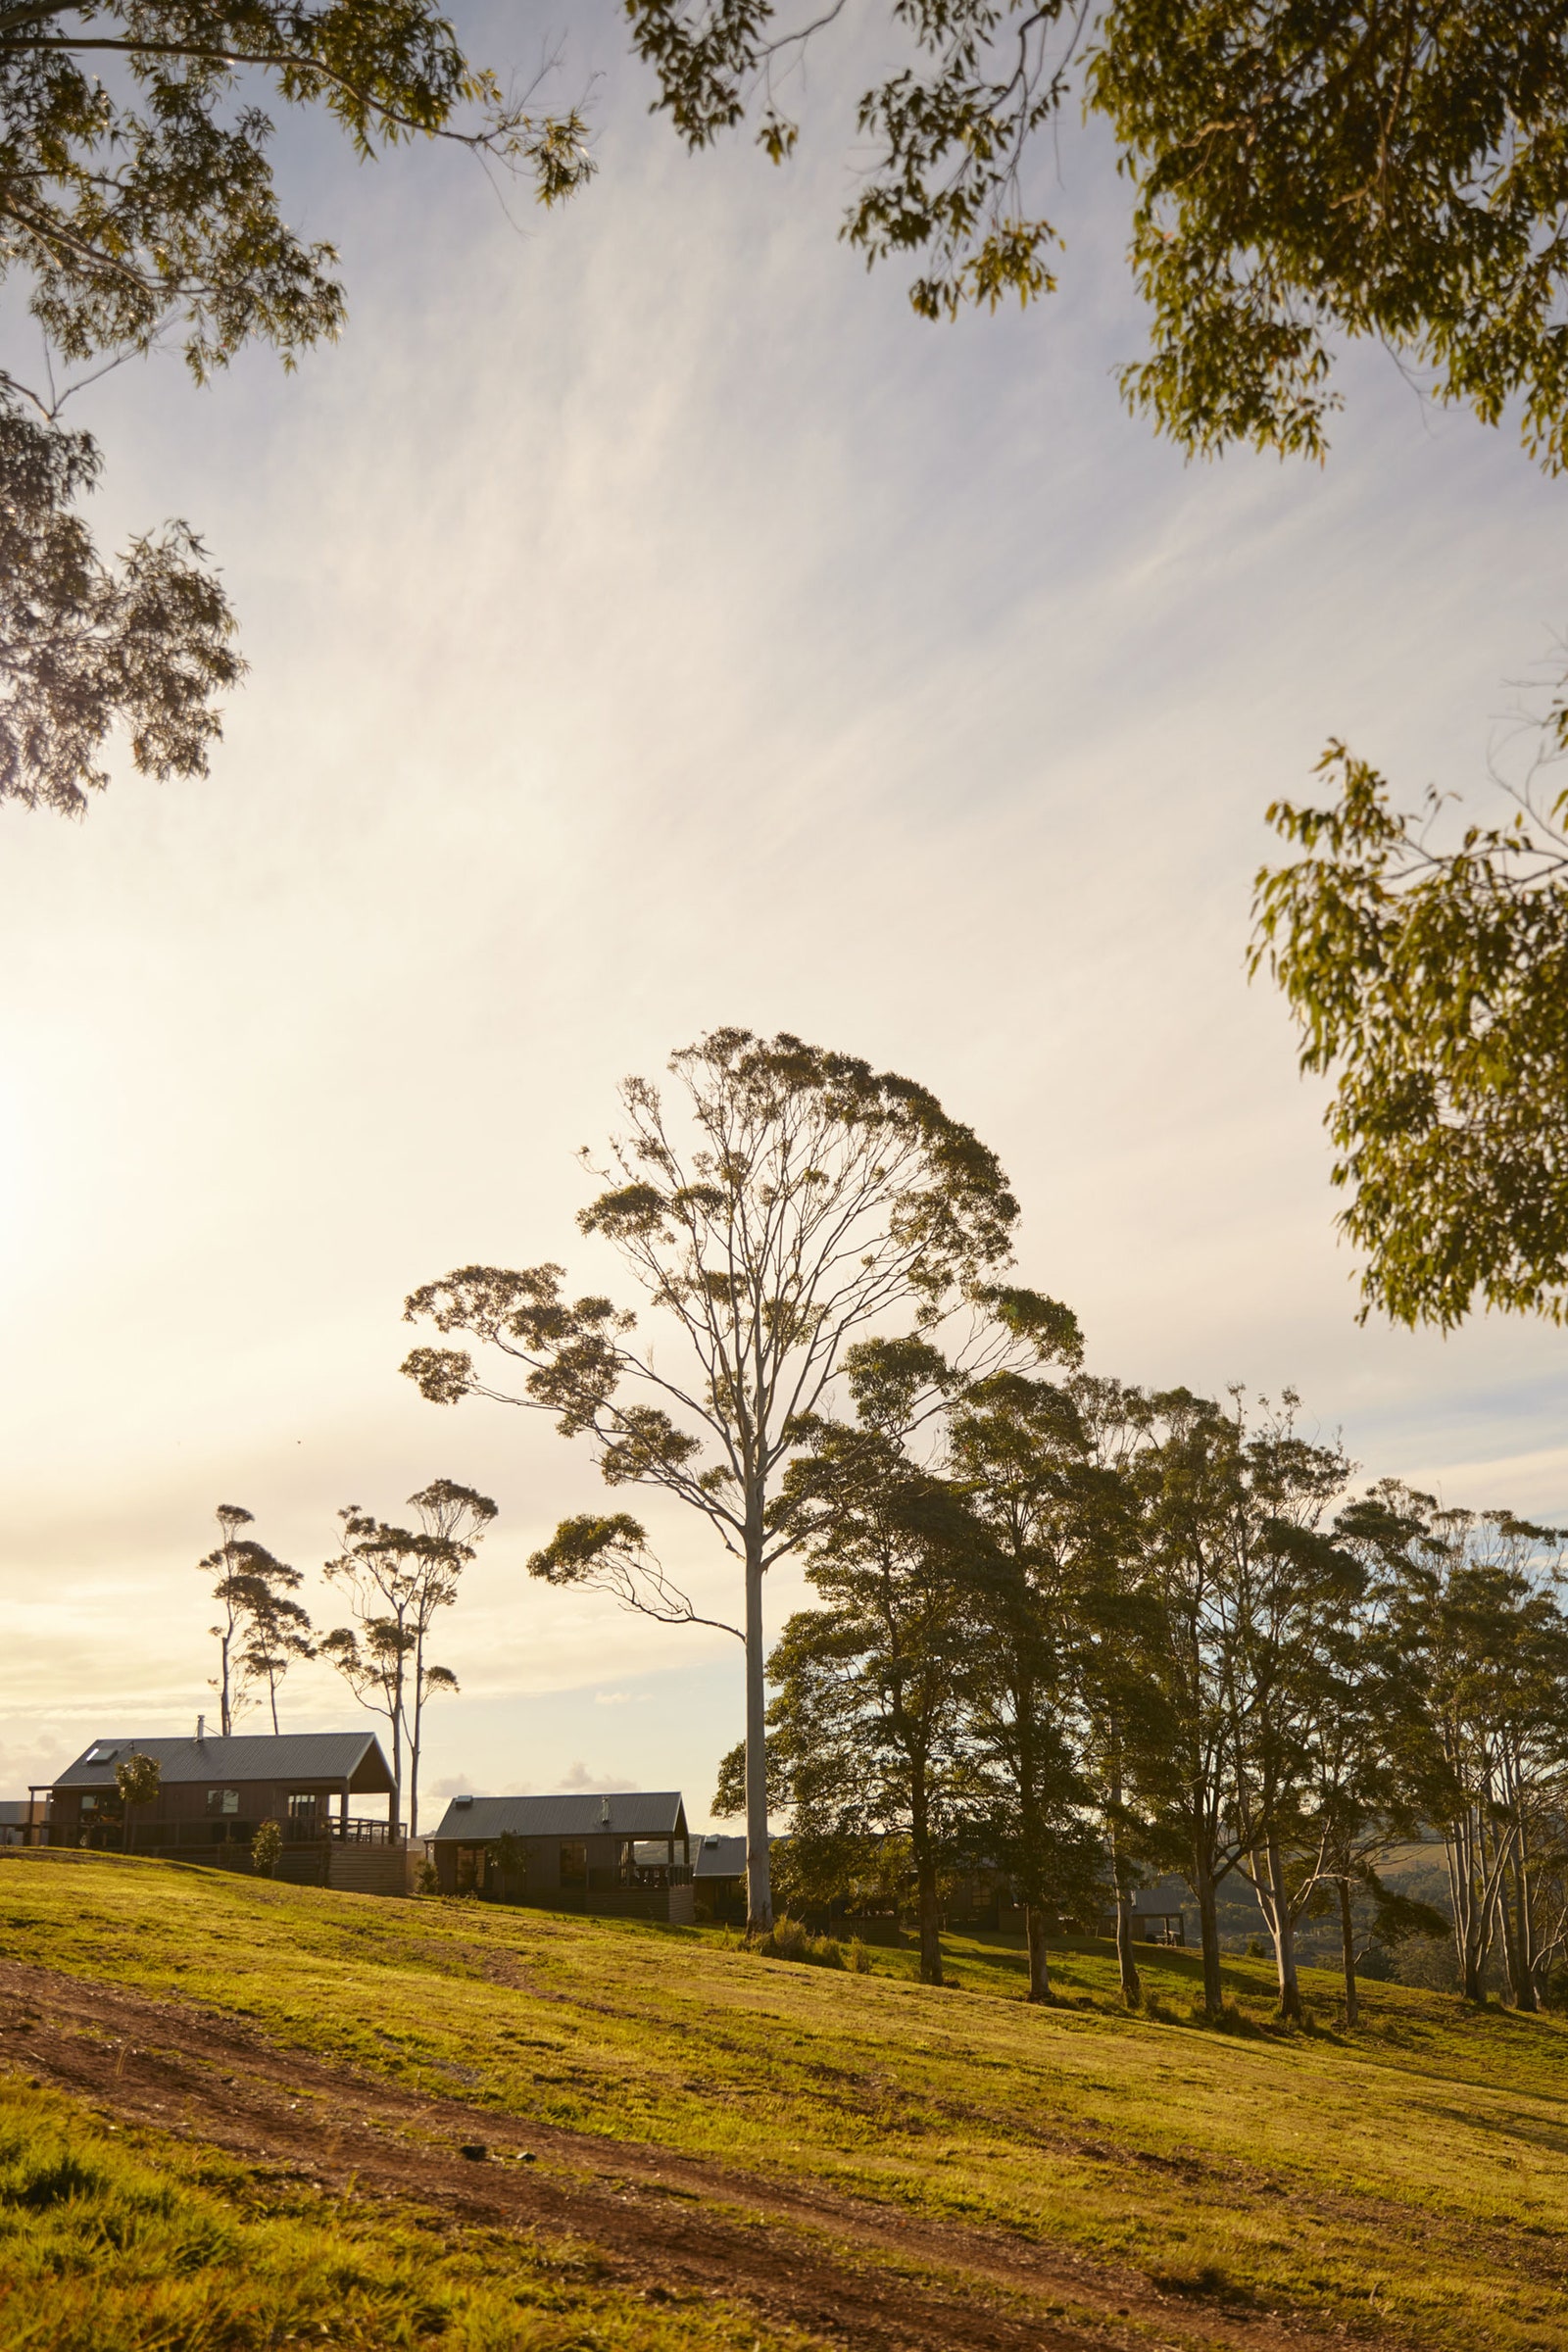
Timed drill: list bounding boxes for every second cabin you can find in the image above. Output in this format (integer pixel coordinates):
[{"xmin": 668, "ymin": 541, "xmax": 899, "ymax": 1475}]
[{"xmin": 427, "ymin": 1790, "xmax": 694, "ymax": 1923}]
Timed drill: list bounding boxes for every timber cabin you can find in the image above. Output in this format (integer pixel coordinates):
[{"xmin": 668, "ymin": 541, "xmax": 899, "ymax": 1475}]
[
  {"xmin": 693, "ymin": 1832, "xmax": 748, "ymax": 1923},
  {"xmin": 45, "ymin": 1731, "xmax": 405, "ymax": 1895},
  {"xmin": 428, "ymin": 1790, "xmax": 695, "ymax": 1922},
  {"xmin": 0, "ymin": 1797, "xmax": 45, "ymax": 1848}
]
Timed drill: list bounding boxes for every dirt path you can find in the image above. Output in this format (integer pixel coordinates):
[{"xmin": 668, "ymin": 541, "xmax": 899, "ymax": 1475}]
[{"xmin": 0, "ymin": 1959, "xmax": 1350, "ymax": 2352}]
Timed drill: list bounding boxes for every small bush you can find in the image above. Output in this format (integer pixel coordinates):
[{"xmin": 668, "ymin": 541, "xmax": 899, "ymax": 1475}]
[
  {"xmin": 414, "ymin": 1858, "xmax": 440, "ymax": 1896},
  {"xmin": 754, "ymin": 1917, "xmax": 846, "ymax": 1969},
  {"xmin": 846, "ymin": 1937, "xmax": 872, "ymax": 1974},
  {"xmin": 249, "ymin": 1820, "xmax": 282, "ymax": 1879}
]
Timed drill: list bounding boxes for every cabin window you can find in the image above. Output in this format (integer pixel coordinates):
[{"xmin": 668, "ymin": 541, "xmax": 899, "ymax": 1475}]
[
  {"xmin": 206, "ymin": 1788, "xmax": 239, "ymax": 1816},
  {"xmin": 559, "ymin": 1840, "xmax": 587, "ymax": 1886},
  {"xmin": 456, "ymin": 1845, "xmax": 486, "ymax": 1893},
  {"xmin": 287, "ymin": 1792, "xmax": 318, "ymax": 1826}
]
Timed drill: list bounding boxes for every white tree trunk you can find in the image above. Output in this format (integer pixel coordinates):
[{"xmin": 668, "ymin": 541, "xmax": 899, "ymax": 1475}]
[{"xmin": 744, "ymin": 1541, "xmax": 773, "ymax": 1933}]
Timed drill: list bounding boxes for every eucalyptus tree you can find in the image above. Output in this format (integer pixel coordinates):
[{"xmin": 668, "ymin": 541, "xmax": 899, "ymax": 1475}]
[
  {"xmin": 0, "ymin": 3, "xmax": 591, "ymax": 813},
  {"xmin": 237, "ymin": 1582, "xmax": 315, "ymax": 1734},
  {"xmin": 761, "ymin": 1338, "xmax": 982, "ymax": 1984},
  {"xmin": 946, "ymin": 1371, "xmax": 1109, "ymax": 2002},
  {"xmin": 1209, "ymin": 1397, "xmax": 1354, "ymax": 2023},
  {"xmin": 1317, "ymin": 1487, "xmax": 1464, "ymax": 2023},
  {"xmin": 404, "ymin": 1479, "xmax": 497, "ymax": 1839},
  {"xmin": 197, "ymin": 1503, "xmax": 306, "ymax": 1736},
  {"xmin": 1120, "ymin": 1392, "xmax": 1263, "ymax": 2019},
  {"xmin": 404, "ymin": 1027, "xmax": 1077, "ymax": 1931},
  {"xmin": 321, "ymin": 1478, "xmax": 492, "ymax": 1837},
  {"xmin": 318, "ymin": 1614, "xmax": 416, "ymax": 1802},
  {"xmin": 1375, "ymin": 1484, "xmax": 1568, "ymax": 2004}
]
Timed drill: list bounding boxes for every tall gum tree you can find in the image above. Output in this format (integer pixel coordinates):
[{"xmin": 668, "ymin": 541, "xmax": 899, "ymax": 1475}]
[
  {"xmin": 321, "ymin": 1480, "xmax": 492, "ymax": 1838},
  {"xmin": 948, "ymin": 1371, "xmax": 1111, "ymax": 2002},
  {"xmin": 769, "ymin": 1337, "xmax": 985, "ymax": 1985},
  {"xmin": 403, "ymin": 1027, "xmax": 1078, "ymax": 1933}
]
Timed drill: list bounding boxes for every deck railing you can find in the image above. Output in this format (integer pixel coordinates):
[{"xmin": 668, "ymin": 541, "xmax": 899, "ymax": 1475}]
[{"xmin": 71, "ymin": 1815, "xmax": 404, "ymax": 1853}]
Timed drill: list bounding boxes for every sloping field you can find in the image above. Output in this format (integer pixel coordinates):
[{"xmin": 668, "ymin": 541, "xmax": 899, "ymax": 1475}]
[{"xmin": 2, "ymin": 1850, "xmax": 1566, "ymax": 2350}]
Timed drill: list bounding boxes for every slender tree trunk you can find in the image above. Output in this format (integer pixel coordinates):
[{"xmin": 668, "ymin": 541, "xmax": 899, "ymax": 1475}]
[
  {"xmin": 1498, "ymin": 1874, "xmax": 1525, "ymax": 2008},
  {"xmin": 408, "ymin": 1644, "xmax": 423, "ymax": 1843},
  {"xmin": 1513, "ymin": 1849, "xmax": 1539, "ymax": 2012},
  {"xmin": 1106, "ymin": 1782, "xmax": 1140, "ymax": 2008},
  {"xmin": 1025, "ymin": 1903, "xmax": 1053, "ymax": 2002},
  {"xmin": 269, "ymin": 1676, "xmax": 279, "ymax": 1736},
  {"xmin": 1115, "ymin": 1887, "xmax": 1142, "ymax": 2009},
  {"xmin": 915, "ymin": 1857, "xmax": 944, "ymax": 1986},
  {"xmin": 1265, "ymin": 1834, "xmax": 1302, "ymax": 2022},
  {"xmin": 1338, "ymin": 1876, "xmax": 1359, "ymax": 2029},
  {"xmin": 1196, "ymin": 1865, "xmax": 1223, "ymax": 2019},
  {"xmin": 389, "ymin": 1679, "xmax": 404, "ymax": 1841},
  {"xmin": 220, "ymin": 1630, "xmax": 232, "ymax": 1737},
  {"xmin": 908, "ymin": 1754, "xmax": 944, "ymax": 1986},
  {"xmin": 1445, "ymin": 1819, "xmax": 1478, "ymax": 1998},
  {"xmin": 743, "ymin": 1534, "xmax": 773, "ymax": 1935}
]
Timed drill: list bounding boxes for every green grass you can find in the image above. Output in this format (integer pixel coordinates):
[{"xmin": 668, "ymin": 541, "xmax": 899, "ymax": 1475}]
[
  {"xmin": 4, "ymin": 1851, "xmax": 1568, "ymax": 2348},
  {"xmin": 0, "ymin": 2068, "xmax": 804, "ymax": 2351}
]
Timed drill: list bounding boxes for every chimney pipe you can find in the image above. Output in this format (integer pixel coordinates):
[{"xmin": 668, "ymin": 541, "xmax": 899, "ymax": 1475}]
[
  {"xmin": 600, "ymin": 1795, "xmax": 612, "ymax": 1826},
  {"xmin": 195, "ymin": 1713, "xmax": 205, "ymax": 1743}
]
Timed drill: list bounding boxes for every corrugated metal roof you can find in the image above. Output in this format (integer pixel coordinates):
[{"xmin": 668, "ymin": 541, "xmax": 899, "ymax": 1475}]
[
  {"xmin": 0, "ymin": 1799, "xmax": 32, "ymax": 1828},
  {"xmin": 51, "ymin": 1733, "xmax": 394, "ymax": 1792},
  {"xmin": 693, "ymin": 1834, "xmax": 746, "ymax": 1880},
  {"xmin": 428, "ymin": 1791, "xmax": 687, "ymax": 1841}
]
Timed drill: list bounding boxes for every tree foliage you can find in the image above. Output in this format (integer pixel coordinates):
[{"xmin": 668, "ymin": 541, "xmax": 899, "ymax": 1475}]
[
  {"xmin": 321, "ymin": 1477, "xmax": 493, "ymax": 1837},
  {"xmin": 0, "ymin": 2, "xmax": 591, "ymax": 812},
  {"xmin": 405, "ymin": 1026, "xmax": 1077, "ymax": 1932},
  {"xmin": 742, "ymin": 1355, "xmax": 1568, "ymax": 2015},
  {"xmin": 626, "ymin": 0, "xmax": 1568, "ymax": 466},
  {"xmin": 196, "ymin": 1502, "xmax": 309, "ymax": 1734},
  {"xmin": 0, "ymin": 392, "xmax": 242, "ymax": 812},
  {"xmin": 1253, "ymin": 738, "xmax": 1568, "ymax": 1329}
]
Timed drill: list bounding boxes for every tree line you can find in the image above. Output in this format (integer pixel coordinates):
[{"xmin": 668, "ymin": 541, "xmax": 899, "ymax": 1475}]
[
  {"xmin": 194, "ymin": 1478, "xmax": 495, "ymax": 1838},
  {"xmin": 400, "ymin": 1024, "xmax": 1568, "ymax": 2014},
  {"xmin": 710, "ymin": 1361, "xmax": 1568, "ymax": 2020}
]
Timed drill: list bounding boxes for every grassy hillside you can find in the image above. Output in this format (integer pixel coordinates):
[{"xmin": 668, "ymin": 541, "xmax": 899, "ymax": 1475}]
[
  {"xmin": 3, "ymin": 1851, "xmax": 1567, "ymax": 2348},
  {"xmin": 0, "ymin": 2069, "xmax": 805, "ymax": 2352}
]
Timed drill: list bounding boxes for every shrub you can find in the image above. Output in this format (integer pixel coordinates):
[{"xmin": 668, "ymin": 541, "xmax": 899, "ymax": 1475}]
[
  {"xmin": 250, "ymin": 1820, "xmax": 283, "ymax": 1879},
  {"xmin": 415, "ymin": 1858, "xmax": 440, "ymax": 1896},
  {"xmin": 753, "ymin": 1916, "xmax": 847, "ymax": 1969}
]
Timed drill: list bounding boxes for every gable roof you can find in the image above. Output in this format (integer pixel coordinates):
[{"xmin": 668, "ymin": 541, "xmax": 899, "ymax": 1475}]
[
  {"xmin": 428, "ymin": 1791, "xmax": 687, "ymax": 1842},
  {"xmin": 52, "ymin": 1733, "xmax": 395, "ymax": 1794},
  {"xmin": 693, "ymin": 1833, "xmax": 747, "ymax": 1879}
]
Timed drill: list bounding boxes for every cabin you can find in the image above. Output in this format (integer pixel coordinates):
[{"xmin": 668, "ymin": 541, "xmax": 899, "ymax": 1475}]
[
  {"xmin": 46, "ymin": 1731, "xmax": 405, "ymax": 1896},
  {"xmin": 693, "ymin": 1832, "xmax": 747, "ymax": 1923},
  {"xmin": 1095, "ymin": 1881, "xmax": 1189, "ymax": 1945},
  {"xmin": 0, "ymin": 1797, "xmax": 46, "ymax": 1848},
  {"xmin": 427, "ymin": 1790, "xmax": 694, "ymax": 1923}
]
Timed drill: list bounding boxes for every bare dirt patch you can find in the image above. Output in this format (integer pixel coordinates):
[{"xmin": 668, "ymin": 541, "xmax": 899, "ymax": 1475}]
[{"xmin": 0, "ymin": 1958, "xmax": 1365, "ymax": 2351}]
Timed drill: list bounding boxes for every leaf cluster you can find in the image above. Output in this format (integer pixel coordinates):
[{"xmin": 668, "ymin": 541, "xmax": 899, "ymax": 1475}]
[
  {"xmin": 0, "ymin": 387, "xmax": 241, "ymax": 811},
  {"xmin": 624, "ymin": 0, "xmax": 1568, "ymax": 466},
  {"xmin": 1253, "ymin": 742, "xmax": 1568, "ymax": 1326}
]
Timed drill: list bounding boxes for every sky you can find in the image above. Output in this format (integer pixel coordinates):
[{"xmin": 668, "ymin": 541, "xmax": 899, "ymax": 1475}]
[{"xmin": 2, "ymin": 3, "xmax": 1565, "ymax": 1827}]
